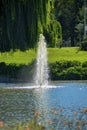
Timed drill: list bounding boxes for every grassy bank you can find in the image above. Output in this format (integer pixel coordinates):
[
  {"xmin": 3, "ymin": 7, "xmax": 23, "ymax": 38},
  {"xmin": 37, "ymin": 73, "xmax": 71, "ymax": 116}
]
[
  {"xmin": 0, "ymin": 47, "xmax": 87, "ymax": 65},
  {"xmin": 0, "ymin": 47, "xmax": 87, "ymax": 81},
  {"xmin": 0, "ymin": 49, "xmax": 36, "ymax": 65},
  {"xmin": 48, "ymin": 47, "xmax": 87, "ymax": 63}
]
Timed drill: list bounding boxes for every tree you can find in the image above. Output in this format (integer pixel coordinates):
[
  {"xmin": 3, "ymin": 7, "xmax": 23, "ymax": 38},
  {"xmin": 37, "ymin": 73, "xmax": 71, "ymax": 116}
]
[
  {"xmin": 54, "ymin": 0, "xmax": 83, "ymax": 46},
  {"xmin": 0, "ymin": 0, "xmax": 62, "ymax": 51}
]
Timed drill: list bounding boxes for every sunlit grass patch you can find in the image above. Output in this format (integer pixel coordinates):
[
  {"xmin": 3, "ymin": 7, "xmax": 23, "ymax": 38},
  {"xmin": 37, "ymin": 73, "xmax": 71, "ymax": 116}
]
[
  {"xmin": 0, "ymin": 47, "xmax": 87, "ymax": 65},
  {"xmin": 0, "ymin": 49, "xmax": 36, "ymax": 65},
  {"xmin": 48, "ymin": 47, "xmax": 87, "ymax": 63}
]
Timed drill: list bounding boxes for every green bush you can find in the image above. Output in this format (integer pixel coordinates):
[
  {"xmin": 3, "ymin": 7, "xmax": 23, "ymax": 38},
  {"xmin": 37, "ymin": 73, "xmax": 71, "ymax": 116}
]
[
  {"xmin": 0, "ymin": 60, "xmax": 87, "ymax": 81},
  {"xmin": 63, "ymin": 67, "xmax": 82, "ymax": 80},
  {"xmin": 50, "ymin": 61, "xmax": 82, "ymax": 80},
  {"xmin": 82, "ymin": 68, "xmax": 87, "ymax": 80},
  {"xmin": 0, "ymin": 62, "xmax": 35, "ymax": 82},
  {"xmin": 82, "ymin": 61, "xmax": 87, "ymax": 67},
  {"xmin": 59, "ymin": 60, "xmax": 81, "ymax": 69},
  {"xmin": 81, "ymin": 40, "xmax": 87, "ymax": 51},
  {"xmin": 50, "ymin": 61, "xmax": 81, "ymax": 73},
  {"xmin": 49, "ymin": 60, "xmax": 87, "ymax": 80},
  {"xmin": 0, "ymin": 62, "xmax": 6, "ymax": 75}
]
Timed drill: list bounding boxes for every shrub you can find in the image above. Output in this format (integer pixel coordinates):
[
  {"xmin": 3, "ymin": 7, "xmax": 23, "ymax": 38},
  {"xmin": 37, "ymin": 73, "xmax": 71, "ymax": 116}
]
[
  {"xmin": 59, "ymin": 60, "xmax": 81, "ymax": 68},
  {"xmin": 82, "ymin": 68, "xmax": 87, "ymax": 80},
  {"xmin": 62, "ymin": 67, "xmax": 82, "ymax": 80},
  {"xmin": 49, "ymin": 61, "xmax": 82, "ymax": 80},
  {"xmin": 82, "ymin": 61, "xmax": 87, "ymax": 67},
  {"xmin": 0, "ymin": 62, "xmax": 6, "ymax": 74},
  {"xmin": 50, "ymin": 61, "xmax": 81, "ymax": 72}
]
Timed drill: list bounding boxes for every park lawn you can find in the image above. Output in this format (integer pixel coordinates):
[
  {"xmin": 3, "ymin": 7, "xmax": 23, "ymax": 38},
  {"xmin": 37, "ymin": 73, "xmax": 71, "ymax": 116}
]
[
  {"xmin": 48, "ymin": 47, "xmax": 87, "ymax": 63},
  {"xmin": 0, "ymin": 49, "xmax": 36, "ymax": 65},
  {"xmin": 0, "ymin": 47, "xmax": 87, "ymax": 65}
]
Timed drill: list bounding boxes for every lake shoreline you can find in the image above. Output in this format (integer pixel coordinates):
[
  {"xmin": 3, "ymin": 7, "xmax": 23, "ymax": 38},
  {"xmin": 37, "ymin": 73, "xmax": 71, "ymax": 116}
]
[{"xmin": 0, "ymin": 60, "xmax": 87, "ymax": 82}]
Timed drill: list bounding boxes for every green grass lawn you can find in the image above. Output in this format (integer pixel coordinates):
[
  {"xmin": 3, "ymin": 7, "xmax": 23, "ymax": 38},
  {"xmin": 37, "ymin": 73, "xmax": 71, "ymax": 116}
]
[
  {"xmin": 0, "ymin": 49, "xmax": 36, "ymax": 65},
  {"xmin": 48, "ymin": 47, "xmax": 87, "ymax": 63},
  {"xmin": 0, "ymin": 47, "xmax": 87, "ymax": 65}
]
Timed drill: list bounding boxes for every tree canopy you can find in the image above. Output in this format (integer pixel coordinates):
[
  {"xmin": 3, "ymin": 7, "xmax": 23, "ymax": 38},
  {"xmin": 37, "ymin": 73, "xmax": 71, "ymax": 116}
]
[
  {"xmin": 0, "ymin": 0, "xmax": 84, "ymax": 51},
  {"xmin": 54, "ymin": 0, "xmax": 84, "ymax": 46},
  {"xmin": 0, "ymin": 0, "xmax": 62, "ymax": 52}
]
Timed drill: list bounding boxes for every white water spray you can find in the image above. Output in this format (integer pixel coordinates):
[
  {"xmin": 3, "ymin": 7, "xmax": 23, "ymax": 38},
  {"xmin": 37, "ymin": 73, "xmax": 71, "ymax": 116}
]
[{"xmin": 35, "ymin": 34, "xmax": 49, "ymax": 87}]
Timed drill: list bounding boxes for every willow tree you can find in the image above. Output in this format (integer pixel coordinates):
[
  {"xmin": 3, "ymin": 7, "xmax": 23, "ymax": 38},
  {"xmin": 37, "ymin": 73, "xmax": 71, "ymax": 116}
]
[
  {"xmin": 0, "ymin": 0, "xmax": 62, "ymax": 51},
  {"xmin": 44, "ymin": 20, "xmax": 62, "ymax": 47}
]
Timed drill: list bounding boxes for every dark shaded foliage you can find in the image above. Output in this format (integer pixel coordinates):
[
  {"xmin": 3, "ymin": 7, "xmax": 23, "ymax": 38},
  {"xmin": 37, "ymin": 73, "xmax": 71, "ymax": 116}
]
[
  {"xmin": 0, "ymin": 0, "xmax": 62, "ymax": 52},
  {"xmin": 49, "ymin": 61, "xmax": 87, "ymax": 80},
  {"xmin": 0, "ymin": 61, "xmax": 35, "ymax": 82},
  {"xmin": 54, "ymin": 0, "xmax": 84, "ymax": 46},
  {"xmin": 0, "ymin": 61, "xmax": 87, "ymax": 82},
  {"xmin": 81, "ymin": 40, "xmax": 87, "ymax": 51},
  {"xmin": 82, "ymin": 61, "xmax": 87, "ymax": 67}
]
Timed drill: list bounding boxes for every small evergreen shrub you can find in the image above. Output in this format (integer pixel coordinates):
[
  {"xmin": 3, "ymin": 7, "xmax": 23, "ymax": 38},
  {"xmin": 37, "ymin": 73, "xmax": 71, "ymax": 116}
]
[
  {"xmin": 82, "ymin": 61, "xmax": 87, "ymax": 67},
  {"xmin": 64, "ymin": 67, "xmax": 82, "ymax": 80},
  {"xmin": 49, "ymin": 61, "xmax": 82, "ymax": 80},
  {"xmin": 82, "ymin": 68, "xmax": 87, "ymax": 80},
  {"xmin": 0, "ymin": 60, "xmax": 87, "ymax": 81},
  {"xmin": 0, "ymin": 62, "xmax": 6, "ymax": 74}
]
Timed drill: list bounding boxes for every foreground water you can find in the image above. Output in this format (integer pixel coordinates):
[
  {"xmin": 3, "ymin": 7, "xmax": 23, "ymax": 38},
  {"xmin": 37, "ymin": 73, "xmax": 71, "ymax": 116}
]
[{"xmin": 0, "ymin": 81, "xmax": 87, "ymax": 126}]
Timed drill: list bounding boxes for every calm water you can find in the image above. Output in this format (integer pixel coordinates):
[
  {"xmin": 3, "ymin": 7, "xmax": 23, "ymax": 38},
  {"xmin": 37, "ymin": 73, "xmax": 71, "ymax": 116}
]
[{"xmin": 0, "ymin": 81, "xmax": 87, "ymax": 125}]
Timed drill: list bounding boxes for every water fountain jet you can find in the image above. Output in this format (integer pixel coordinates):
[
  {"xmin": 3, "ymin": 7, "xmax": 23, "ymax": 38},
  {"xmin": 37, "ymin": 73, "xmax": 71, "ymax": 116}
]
[{"xmin": 35, "ymin": 34, "xmax": 49, "ymax": 88}]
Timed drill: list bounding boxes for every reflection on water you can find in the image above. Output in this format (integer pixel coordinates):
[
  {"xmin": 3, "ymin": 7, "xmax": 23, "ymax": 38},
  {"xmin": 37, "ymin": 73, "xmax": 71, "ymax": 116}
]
[{"xmin": 0, "ymin": 82, "xmax": 87, "ymax": 125}]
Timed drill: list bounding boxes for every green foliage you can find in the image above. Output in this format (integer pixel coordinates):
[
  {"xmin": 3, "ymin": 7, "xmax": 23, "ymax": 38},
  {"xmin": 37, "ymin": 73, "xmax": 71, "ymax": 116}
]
[
  {"xmin": 0, "ymin": 61, "xmax": 35, "ymax": 82},
  {"xmin": 0, "ymin": 119, "xmax": 45, "ymax": 130},
  {"xmin": 0, "ymin": 62, "xmax": 6, "ymax": 75},
  {"xmin": 44, "ymin": 20, "xmax": 62, "ymax": 47},
  {"xmin": 82, "ymin": 68, "xmax": 87, "ymax": 80},
  {"xmin": 81, "ymin": 40, "xmax": 87, "ymax": 51},
  {"xmin": 0, "ymin": 0, "xmax": 62, "ymax": 52},
  {"xmin": 0, "ymin": 0, "xmax": 84, "ymax": 50},
  {"xmin": 1, "ymin": 60, "xmax": 87, "ymax": 81},
  {"xmin": 54, "ymin": 0, "xmax": 84, "ymax": 46},
  {"xmin": 82, "ymin": 61, "xmax": 87, "ymax": 67},
  {"xmin": 0, "ymin": 48, "xmax": 87, "ymax": 81},
  {"xmin": 50, "ymin": 60, "xmax": 81, "ymax": 74},
  {"xmin": 0, "ymin": 0, "xmax": 62, "ymax": 51},
  {"xmin": 50, "ymin": 60, "xmax": 87, "ymax": 80},
  {"xmin": 50, "ymin": 61, "xmax": 83, "ymax": 80},
  {"xmin": 63, "ymin": 67, "xmax": 82, "ymax": 80}
]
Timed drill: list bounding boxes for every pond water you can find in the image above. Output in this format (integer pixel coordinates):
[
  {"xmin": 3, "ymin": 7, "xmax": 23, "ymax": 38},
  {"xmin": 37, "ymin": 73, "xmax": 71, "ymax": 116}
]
[{"xmin": 0, "ymin": 81, "xmax": 87, "ymax": 127}]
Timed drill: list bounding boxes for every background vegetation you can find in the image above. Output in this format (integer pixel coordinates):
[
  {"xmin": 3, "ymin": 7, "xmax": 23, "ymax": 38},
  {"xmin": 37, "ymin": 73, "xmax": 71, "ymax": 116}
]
[
  {"xmin": 0, "ymin": 0, "xmax": 86, "ymax": 81},
  {"xmin": 0, "ymin": 47, "xmax": 87, "ymax": 81},
  {"xmin": 54, "ymin": 0, "xmax": 83, "ymax": 46},
  {"xmin": 0, "ymin": 0, "xmax": 84, "ymax": 51},
  {"xmin": 0, "ymin": 0, "xmax": 62, "ymax": 51},
  {"xmin": 0, "ymin": 47, "xmax": 87, "ymax": 65}
]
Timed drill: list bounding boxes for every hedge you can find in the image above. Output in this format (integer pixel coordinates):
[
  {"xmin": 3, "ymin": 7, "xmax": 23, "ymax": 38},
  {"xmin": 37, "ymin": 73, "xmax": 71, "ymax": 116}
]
[{"xmin": 0, "ymin": 60, "xmax": 87, "ymax": 82}]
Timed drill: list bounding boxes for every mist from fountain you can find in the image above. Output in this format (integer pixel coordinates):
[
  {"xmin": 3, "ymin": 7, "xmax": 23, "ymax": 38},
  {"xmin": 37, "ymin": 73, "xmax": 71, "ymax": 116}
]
[
  {"xmin": 35, "ymin": 34, "xmax": 49, "ymax": 87},
  {"xmin": 5, "ymin": 34, "xmax": 63, "ymax": 89}
]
